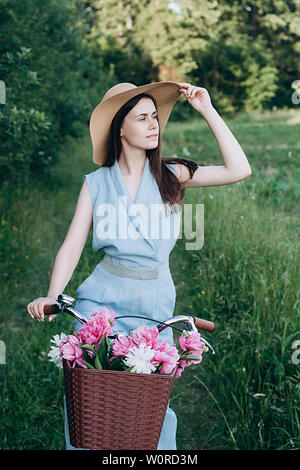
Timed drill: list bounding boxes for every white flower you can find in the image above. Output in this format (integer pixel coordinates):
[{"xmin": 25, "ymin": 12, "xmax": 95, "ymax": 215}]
[
  {"xmin": 123, "ymin": 344, "xmax": 156, "ymax": 374},
  {"xmin": 48, "ymin": 347, "xmax": 63, "ymax": 368},
  {"xmin": 48, "ymin": 333, "xmax": 67, "ymax": 368},
  {"xmin": 51, "ymin": 333, "xmax": 67, "ymax": 346}
]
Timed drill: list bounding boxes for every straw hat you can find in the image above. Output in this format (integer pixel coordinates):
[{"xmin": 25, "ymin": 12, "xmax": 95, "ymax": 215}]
[{"xmin": 89, "ymin": 81, "xmax": 182, "ymax": 165}]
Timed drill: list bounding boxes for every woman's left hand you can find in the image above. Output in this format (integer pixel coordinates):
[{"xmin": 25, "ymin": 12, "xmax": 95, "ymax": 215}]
[{"xmin": 178, "ymin": 82, "xmax": 213, "ymax": 115}]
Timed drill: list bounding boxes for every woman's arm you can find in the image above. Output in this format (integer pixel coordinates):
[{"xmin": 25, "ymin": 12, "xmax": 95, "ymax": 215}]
[
  {"xmin": 47, "ymin": 180, "xmax": 93, "ymax": 298},
  {"xmin": 27, "ymin": 180, "xmax": 93, "ymax": 321},
  {"xmin": 177, "ymin": 83, "xmax": 252, "ymax": 188}
]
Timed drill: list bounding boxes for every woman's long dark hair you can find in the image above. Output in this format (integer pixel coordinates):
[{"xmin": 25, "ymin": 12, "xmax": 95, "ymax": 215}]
[{"xmin": 104, "ymin": 93, "xmax": 200, "ymax": 213}]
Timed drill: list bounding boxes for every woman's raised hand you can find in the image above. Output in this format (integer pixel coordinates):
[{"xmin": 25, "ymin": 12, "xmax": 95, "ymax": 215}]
[{"xmin": 178, "ymin": 82, "xmax": 213, "ymax": 115}]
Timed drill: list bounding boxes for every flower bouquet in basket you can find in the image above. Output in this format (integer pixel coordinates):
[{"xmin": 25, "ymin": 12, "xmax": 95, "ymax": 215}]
[
  {"xmin": 48, "ymin": 306, "xmax": 208, "ymax": 377},
  {"xmin": 48, "ymin": 307, "xmax": 208, "ymax": 450}
]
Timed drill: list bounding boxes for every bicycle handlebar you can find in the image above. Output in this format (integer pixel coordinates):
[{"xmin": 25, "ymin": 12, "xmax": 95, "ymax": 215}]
[
  {"xmin": 192, "ymin": 317, "xmax": 215, "ymax": 332},
  {"xmin": 43, "ymin": 294, "xmax": 215, "ymax": 354},
  {"xmin": 44, "ymin": 303, "xmax": 215, "ymax": 332},
  {"xmin": 44, "ymin": 304, "xmax": 60, "ymax": 315}
]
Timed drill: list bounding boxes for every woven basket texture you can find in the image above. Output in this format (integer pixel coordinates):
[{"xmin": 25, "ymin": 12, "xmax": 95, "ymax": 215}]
[{"xmin": 63, "ymin": 359, "xmax": 176, "ymax": 450}]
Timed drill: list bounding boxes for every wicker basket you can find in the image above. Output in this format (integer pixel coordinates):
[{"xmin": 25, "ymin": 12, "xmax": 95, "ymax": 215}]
[{"xmin": 63, "ymin": 359, "xmax": 176, "ymax": 450}]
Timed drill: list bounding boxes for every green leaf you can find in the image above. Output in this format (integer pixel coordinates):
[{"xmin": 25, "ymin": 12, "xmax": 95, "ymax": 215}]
[
  {"xmin": 82, "ymin": 361, "xmax": 96, "ymax": 370},
  {"xmin": 81, "ymin": 348, "xmax": 94, "ymax": 364},
  {"xmin": 79, "ymin": 344, "xmax": 96, "ymax": 353},
  {"xmin": 97, "ymin": 336, "xmax": 109, "ymax": 369},
  {"xmin": 180, "ymin": 354, "xmax": 201, "ymax": 361},
  {"xmin": 95, "ymin": 353, "xmax": 103, "ymax": 370},
  {"xmin": 109, "ymin": 356, "xmax": 126, "ymax": 371}
]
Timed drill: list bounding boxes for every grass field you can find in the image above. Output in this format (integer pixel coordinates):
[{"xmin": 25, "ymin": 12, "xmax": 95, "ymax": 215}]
[{"xmin": 1, "ymin": 107, "xmax": 299, "ymax": 450}]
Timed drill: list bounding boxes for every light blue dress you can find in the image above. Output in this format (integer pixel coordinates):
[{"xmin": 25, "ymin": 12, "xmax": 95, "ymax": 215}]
[{"xmin": 64, "ymin": 156, "xmax": 181, "ymax": 450}]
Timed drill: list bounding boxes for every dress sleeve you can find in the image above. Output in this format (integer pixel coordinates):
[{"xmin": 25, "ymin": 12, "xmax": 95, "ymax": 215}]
[
  {"xmin": 165, "ymin": 159, "xmax": 199, "ymax": 179},
  {"xmin": 84, "ymin": 172, "xmax": 97, "ymax": 205},
  {"xmin": 165, "ymin": 162, "xmax": 176, "ymax": 176}
]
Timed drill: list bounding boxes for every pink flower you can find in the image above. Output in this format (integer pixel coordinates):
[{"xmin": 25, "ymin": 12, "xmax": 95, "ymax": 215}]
[
  {"xmin": 175, "ymin": 366, "xmax": 184, "ymax": 378},
  {"xmin": 111, "ymin": 335, "xmax": 136, "ymax": 359},
  {"xmin": 175, "ymin": 331, "xmax": 206, "ymax": 377},
  {"xmin": 112, "ymin": 326, "xmax": 180, "ymax": 375},
  {"xmin": 175, "ymin": 355, "xmax": 202, "ymax": 378},
  {"xmin": 78, "ymin": 308, "xmax": 115, "ymax": 347},
  {"xmin": 178, "ymin": 350, "xmax": 203, "ymax": 368},
  {"xmin": 59, "ymin": 335, "xmax": 86, "ymax": 368},
  {"xmin": 78, "ymin": 322, "xmax": 106, "ymax": 346},
  {"xmin": 131, "ymin": 326, "xmax": 159, "ymax": 349},
  {"xmin": 98, "ymin": 306, "xmax": 116, "ymax": 327},
  {"xmin": 179, "ymin": 331, "xmax": 204, "ymax": 354},
  {"xmin": 151, "ymin": 340, "xmax": 180, "ymax": 375}
]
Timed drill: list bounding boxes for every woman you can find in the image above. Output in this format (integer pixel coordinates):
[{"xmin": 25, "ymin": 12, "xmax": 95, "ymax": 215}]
[{"xmin": 27, "ymin": 81, "xmax": 251, "ymax": 450}]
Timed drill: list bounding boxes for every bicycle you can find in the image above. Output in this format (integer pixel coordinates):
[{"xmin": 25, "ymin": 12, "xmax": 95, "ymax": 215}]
[{"xmin": 44, "ymin": 294, "xmax": 215, "ymax": 450}]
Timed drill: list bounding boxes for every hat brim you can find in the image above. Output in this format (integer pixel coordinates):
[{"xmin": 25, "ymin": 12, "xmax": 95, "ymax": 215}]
[{"xmin": 89, "ymin": 81, "xmax": 182, "ymax": 165}]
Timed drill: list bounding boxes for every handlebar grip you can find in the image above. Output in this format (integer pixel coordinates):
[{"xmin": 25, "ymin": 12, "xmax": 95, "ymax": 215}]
[
  {"xmin": 43, "ymin": 304, "xmax": 61, "ymax": 315},
  {"xmin": 192, "ymin": 317, "xmax": 215, "ymax": 332}
]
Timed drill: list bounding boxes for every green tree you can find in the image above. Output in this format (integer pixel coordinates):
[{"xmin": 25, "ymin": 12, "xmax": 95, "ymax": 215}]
[
  {"xmin": 0, "ymin": 0, "xmax": 111, "ymax": 183},
  {"xmin": 89, "ymin": 0, "xmax": 300, "ymax": 112},
  {"xmin": 216, "ymin": 0, "xmax": 300, "ymax": 108}
]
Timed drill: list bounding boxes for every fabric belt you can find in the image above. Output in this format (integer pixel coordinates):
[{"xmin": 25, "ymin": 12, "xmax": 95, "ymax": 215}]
[{"xmin": 99, "ymin": 254, "xmax": 159, "ymax": 280}]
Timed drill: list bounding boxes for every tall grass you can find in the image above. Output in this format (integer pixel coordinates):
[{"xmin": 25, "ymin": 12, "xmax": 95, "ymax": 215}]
[
  {"xmin": 171, "ymin": 183, "xmax": 299, "ymax": 449},
  {"xmin": 1, "ymin": 109, "xmax": 299, "ymax": 449}
]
